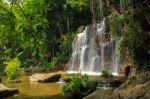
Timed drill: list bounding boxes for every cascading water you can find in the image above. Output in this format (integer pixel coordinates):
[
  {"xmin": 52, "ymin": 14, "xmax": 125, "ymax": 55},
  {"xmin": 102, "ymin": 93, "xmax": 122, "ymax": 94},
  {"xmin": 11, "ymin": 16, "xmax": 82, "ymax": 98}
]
[{"xmin": 67, "ymin": 18, "xmax": 120, "ymax": 75}]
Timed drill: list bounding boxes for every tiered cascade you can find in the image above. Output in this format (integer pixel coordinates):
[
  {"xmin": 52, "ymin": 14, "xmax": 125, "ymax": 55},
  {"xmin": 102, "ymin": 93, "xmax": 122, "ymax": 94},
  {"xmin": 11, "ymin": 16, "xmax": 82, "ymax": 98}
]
[{"xmin": 67, "ymin": 18, "xmax": 120, "ymax": 75}]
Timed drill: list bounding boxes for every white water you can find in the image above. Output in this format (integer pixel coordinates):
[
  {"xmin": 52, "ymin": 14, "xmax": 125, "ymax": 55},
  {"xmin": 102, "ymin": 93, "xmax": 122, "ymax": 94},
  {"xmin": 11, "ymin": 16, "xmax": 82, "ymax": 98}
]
[{"xmin": 67, "ymin": 18, "xmax": 120, "ymax": 75}]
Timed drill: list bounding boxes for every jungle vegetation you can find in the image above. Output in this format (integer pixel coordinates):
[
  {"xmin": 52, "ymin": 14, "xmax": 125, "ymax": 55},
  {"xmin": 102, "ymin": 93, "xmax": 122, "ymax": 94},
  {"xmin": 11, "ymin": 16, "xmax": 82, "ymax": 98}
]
[{"xmin": 0, "ymin": 0, "xmax": 150, "ymax": 76}]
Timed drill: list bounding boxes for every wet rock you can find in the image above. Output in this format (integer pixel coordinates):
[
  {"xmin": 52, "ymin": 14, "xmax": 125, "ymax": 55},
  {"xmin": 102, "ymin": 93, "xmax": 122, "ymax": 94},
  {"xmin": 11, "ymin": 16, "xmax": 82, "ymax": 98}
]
[
  {"xmin": 0, "ymin": 84, "xmax": 19, "ymax": 98},
  {"xmin": 30, "ymin": 73, "xmax": 61, "ymax": 83},
  {"xmin": 95, "ymin": 80, "xmax": 122, "ymax": 89},
  {"xmin": 77, "ymin": 26, "xmax": 85, "ymax": 33},
  {"xmin": 110, "ymin": 80, "xmax": 122, "ymax": 88},
  {"xmin": 8, "ymin": 79, "xmax": 21, "ymax": 83},
  {"xmin": 61, "ymin": 77, "xmax": 70, "ymax": 82},
  {"xmin": 83, "ymin": 71, "xmax": 150, "ymax": 99},
  {"xmin": 57, "ymin": 71, "xmax": 70, "ymax": 82}
]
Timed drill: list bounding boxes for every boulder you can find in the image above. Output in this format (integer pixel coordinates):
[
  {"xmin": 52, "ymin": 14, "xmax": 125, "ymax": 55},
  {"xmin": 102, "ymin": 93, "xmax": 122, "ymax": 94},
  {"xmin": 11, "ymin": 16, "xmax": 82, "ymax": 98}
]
[
  {"xmin": 30, "ymin": 73, "xmax": 61, "ymax": 83},
  {"xmin": 0, "ymin": 84, "xmax": 19, "ymax": 98},
  {"xmin": 83, "ymin": 71, "xmax": 150, "ymax": 99},
  {"xmin": 57, "ymin": 71, "xmax": 70, "ymax": 82},
  {"xmin": 118, "ymin": 64, "xmax": 132, "ymax": 76},
  {"xmin": 83, "ymin": 88, "xmax": 113, "ymax": 99}
]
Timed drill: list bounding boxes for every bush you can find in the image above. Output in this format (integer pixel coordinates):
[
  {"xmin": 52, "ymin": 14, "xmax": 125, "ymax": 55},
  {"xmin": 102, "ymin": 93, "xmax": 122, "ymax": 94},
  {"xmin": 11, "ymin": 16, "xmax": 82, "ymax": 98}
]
[
  {"xmin": 101, "ymin": 70, "xmax": 112, "ymax": 78},
  {"xmin": 4, "ymin": 58, "xmax": 21, "ymax": 80},
  {"xmin": 51, "ymin": 57, "xmax": 58, "ymax": 66},
  {"xmin": 62, "ymin": 74, "xmax": 96, "ymax": 98}
]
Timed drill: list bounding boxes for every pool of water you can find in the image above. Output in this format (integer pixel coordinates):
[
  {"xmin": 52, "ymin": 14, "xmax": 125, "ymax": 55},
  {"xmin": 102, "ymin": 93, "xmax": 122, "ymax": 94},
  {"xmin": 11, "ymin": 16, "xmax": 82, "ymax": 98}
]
[{"xmin": 2, "ymin": 75, "xmax": 67, "ymax": 99}]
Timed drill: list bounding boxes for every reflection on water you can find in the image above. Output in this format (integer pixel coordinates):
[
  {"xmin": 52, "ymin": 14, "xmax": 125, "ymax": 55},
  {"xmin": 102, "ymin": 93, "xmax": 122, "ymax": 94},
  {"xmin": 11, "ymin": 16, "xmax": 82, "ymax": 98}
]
[{"xmin": 2, "ymin": 75, "xmax": 66, "ymax": 99}]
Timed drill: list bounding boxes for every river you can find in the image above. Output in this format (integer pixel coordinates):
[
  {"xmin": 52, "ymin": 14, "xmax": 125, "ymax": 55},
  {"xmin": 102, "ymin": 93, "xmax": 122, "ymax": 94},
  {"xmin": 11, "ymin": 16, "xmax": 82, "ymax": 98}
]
[{"xmin": 2, "ymin": 75, "xmax": 67, "ymax": 99}]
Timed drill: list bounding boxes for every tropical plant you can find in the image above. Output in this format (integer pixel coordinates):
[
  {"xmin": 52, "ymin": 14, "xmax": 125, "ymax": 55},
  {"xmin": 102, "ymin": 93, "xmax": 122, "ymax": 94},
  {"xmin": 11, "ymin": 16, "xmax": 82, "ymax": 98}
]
[
  {"xmin": 101, "ymin": 70, "xmax": 112, "ymax": 78},
  {"xmin": 109, "ymin": 0, "xmax": 150, "ymax": 70},
  {"xmin": 62, "ymin": 74, "xmax": 96, "ymax": 98},
  {"xmin": 4, "ymin": 58, "xmax": 21, "ymax": 80}
]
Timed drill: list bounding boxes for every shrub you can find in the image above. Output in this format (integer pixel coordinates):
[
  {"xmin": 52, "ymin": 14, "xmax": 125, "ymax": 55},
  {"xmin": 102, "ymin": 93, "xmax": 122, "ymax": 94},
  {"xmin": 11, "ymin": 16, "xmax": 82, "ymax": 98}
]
[
  {"xmin": 51, "ymin": 57, "xmax": 58, "ymax": 66},
  {"xmin": 5, "ymin": 58, "xmax": 21, "ymax": 80},
  {"xmin": 50, "ymin": 57, "xmax": 58, "ymax": 69},
  {"xmin": 62, "ymin": 74, "xmax": 96, "ymax": 98},
  {"xmin": 101, "ymin": 70, "xmax": 112, "ymax": 78}
]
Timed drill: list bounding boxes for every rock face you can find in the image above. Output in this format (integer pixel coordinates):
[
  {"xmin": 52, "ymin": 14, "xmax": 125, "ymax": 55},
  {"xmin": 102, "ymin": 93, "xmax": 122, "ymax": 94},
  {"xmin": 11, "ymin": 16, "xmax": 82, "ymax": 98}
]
[
  {"xmin": 118, "ymin": 64, "xmax": 132, "ymax": 76},
  {"xmin": 0, "ymin": 84, "xmax": 19, "ymax": 98},
  {"xmin": 83, "ymin": 88, "xmax": 113, "ymax": 99},
  {"xmin": 84, "ymin": 71, "xmax": 150, "ymax": 99},
  {"xmin": 30, "ymin": 73, "xmax": 61, "ymax": 83}
]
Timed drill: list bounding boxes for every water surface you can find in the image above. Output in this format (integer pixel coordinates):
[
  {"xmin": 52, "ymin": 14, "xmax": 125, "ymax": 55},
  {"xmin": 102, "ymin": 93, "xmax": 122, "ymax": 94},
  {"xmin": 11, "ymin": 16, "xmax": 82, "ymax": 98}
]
[{"xmin": 2, "ymin": 75, "xmax": 66, "ymax": 99}]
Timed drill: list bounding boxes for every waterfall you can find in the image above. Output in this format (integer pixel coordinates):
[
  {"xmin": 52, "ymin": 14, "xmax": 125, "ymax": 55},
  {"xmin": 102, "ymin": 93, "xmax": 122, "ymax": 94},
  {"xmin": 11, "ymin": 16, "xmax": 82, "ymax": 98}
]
[{"xmin": 67, "ymin": 18, "xmax": 120, "ymax": 75}]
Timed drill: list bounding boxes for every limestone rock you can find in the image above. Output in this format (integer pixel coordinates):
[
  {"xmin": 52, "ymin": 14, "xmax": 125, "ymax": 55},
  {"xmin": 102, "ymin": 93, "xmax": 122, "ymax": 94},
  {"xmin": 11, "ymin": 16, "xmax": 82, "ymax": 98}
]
[
  {"xmin": 83, "ymin": 88, "xmax": 113, "ymax": 99},
  {"xmin": 83, "ymin": 71, "xmax": 150, "ymax": 99},
  {"xmin": 0, "ymin": 84, "xmax": 19, "ymax": 98},
  {"xmin": 118, "ymin": 64, "xmax": 132, "ymax": 76},
  {"xmin": 30, "ymin": 73, "xmax": 61, "ymax": 83}
]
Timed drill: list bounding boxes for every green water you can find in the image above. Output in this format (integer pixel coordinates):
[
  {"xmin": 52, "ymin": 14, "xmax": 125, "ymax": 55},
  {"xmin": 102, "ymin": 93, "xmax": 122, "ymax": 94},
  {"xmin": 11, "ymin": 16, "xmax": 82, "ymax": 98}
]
[{"xmin": 2, "ymin": 75, "xmax": 67, "ymax": 99}]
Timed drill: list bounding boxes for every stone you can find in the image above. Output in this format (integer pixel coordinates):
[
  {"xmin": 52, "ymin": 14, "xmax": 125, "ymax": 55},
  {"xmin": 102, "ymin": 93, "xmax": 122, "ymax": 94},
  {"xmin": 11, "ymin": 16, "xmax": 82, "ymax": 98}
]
[
  {"xmin": 83, "ymin": 71, "xmax": 150, "ymax": 99},
  {"xmin": 83, "ymin": 88, "xmax": 113, "ymax": 99},
  {"xmin": 126, "ymin": 82, "xmax": 150, "ymax": 99},
  {"xmin": 0, "ymin": 84, "xmax": 19, "ymax": 98},
  {"xmin": 110, "ymin": 80, "xmax": 122, "ymax": 88},
  {"xmin": 57, "ymin": 71, "xmax": 70, "ymax": 82},
  {"xmin": 8, "ymin": 79, "xmax": 21, "ymax": 83},
  {"xmin": 118, "ymin": 64, "xmax": 132, "ymax": 76},
  {"xmin": 30, "ymin": 73, "xmax": 61, "ymax": 83}
]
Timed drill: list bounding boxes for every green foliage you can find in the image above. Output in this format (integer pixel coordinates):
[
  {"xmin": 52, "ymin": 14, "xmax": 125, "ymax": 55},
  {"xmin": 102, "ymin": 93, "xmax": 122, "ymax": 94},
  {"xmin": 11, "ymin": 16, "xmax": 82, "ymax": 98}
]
[
  {"xmin": 109, "ymin": 0, "xmax": 150, "ymax": 70},
  {"xmin": 119, "ymin": 8, "xmax": 134, "ymax": 26},
  {"xmin": 0, "ymin": 60, "xmax": 4, "ymax": 73},
  {"xmin": 110, "ymin": 15, "xmax": 121, "ymax": 37},
  {"xmin": 101, "ymin": 70, "xmax": 112, "ymax": 78},
  {"xmin": 39, "ymin": 57, "xmax": 58, "ymax": 70},
  {"xmin": 50, "ymin": 57, "xmax": 58, "ymax": 68},
  {"xmin": 66, "ymin": 0, "xmax": 88, "ymax": 9},
  {"xmin": 4, "ymin": 58, "xmax": 21, "ymax": 80},
  {"xmin": 1, "ymin": 0, "xmax": 149, "ymax": 72},
  {"xmin": 115, "ymin": 38, "xmax": 123, "ymax": 56},
  {"xmin": 100, "ymin": 1, "xmax": 111, "ymax": 18},
  {"xmin": 0, "ymin": 0, "xmax": 92, "ymax": 71},
  {"xmin": 62, "ymin": 75, "xmax": 96, "ymax": 98},
  {"xmin": 56, "ymin": 32, "xmax": 76, "ymax": 62}
]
